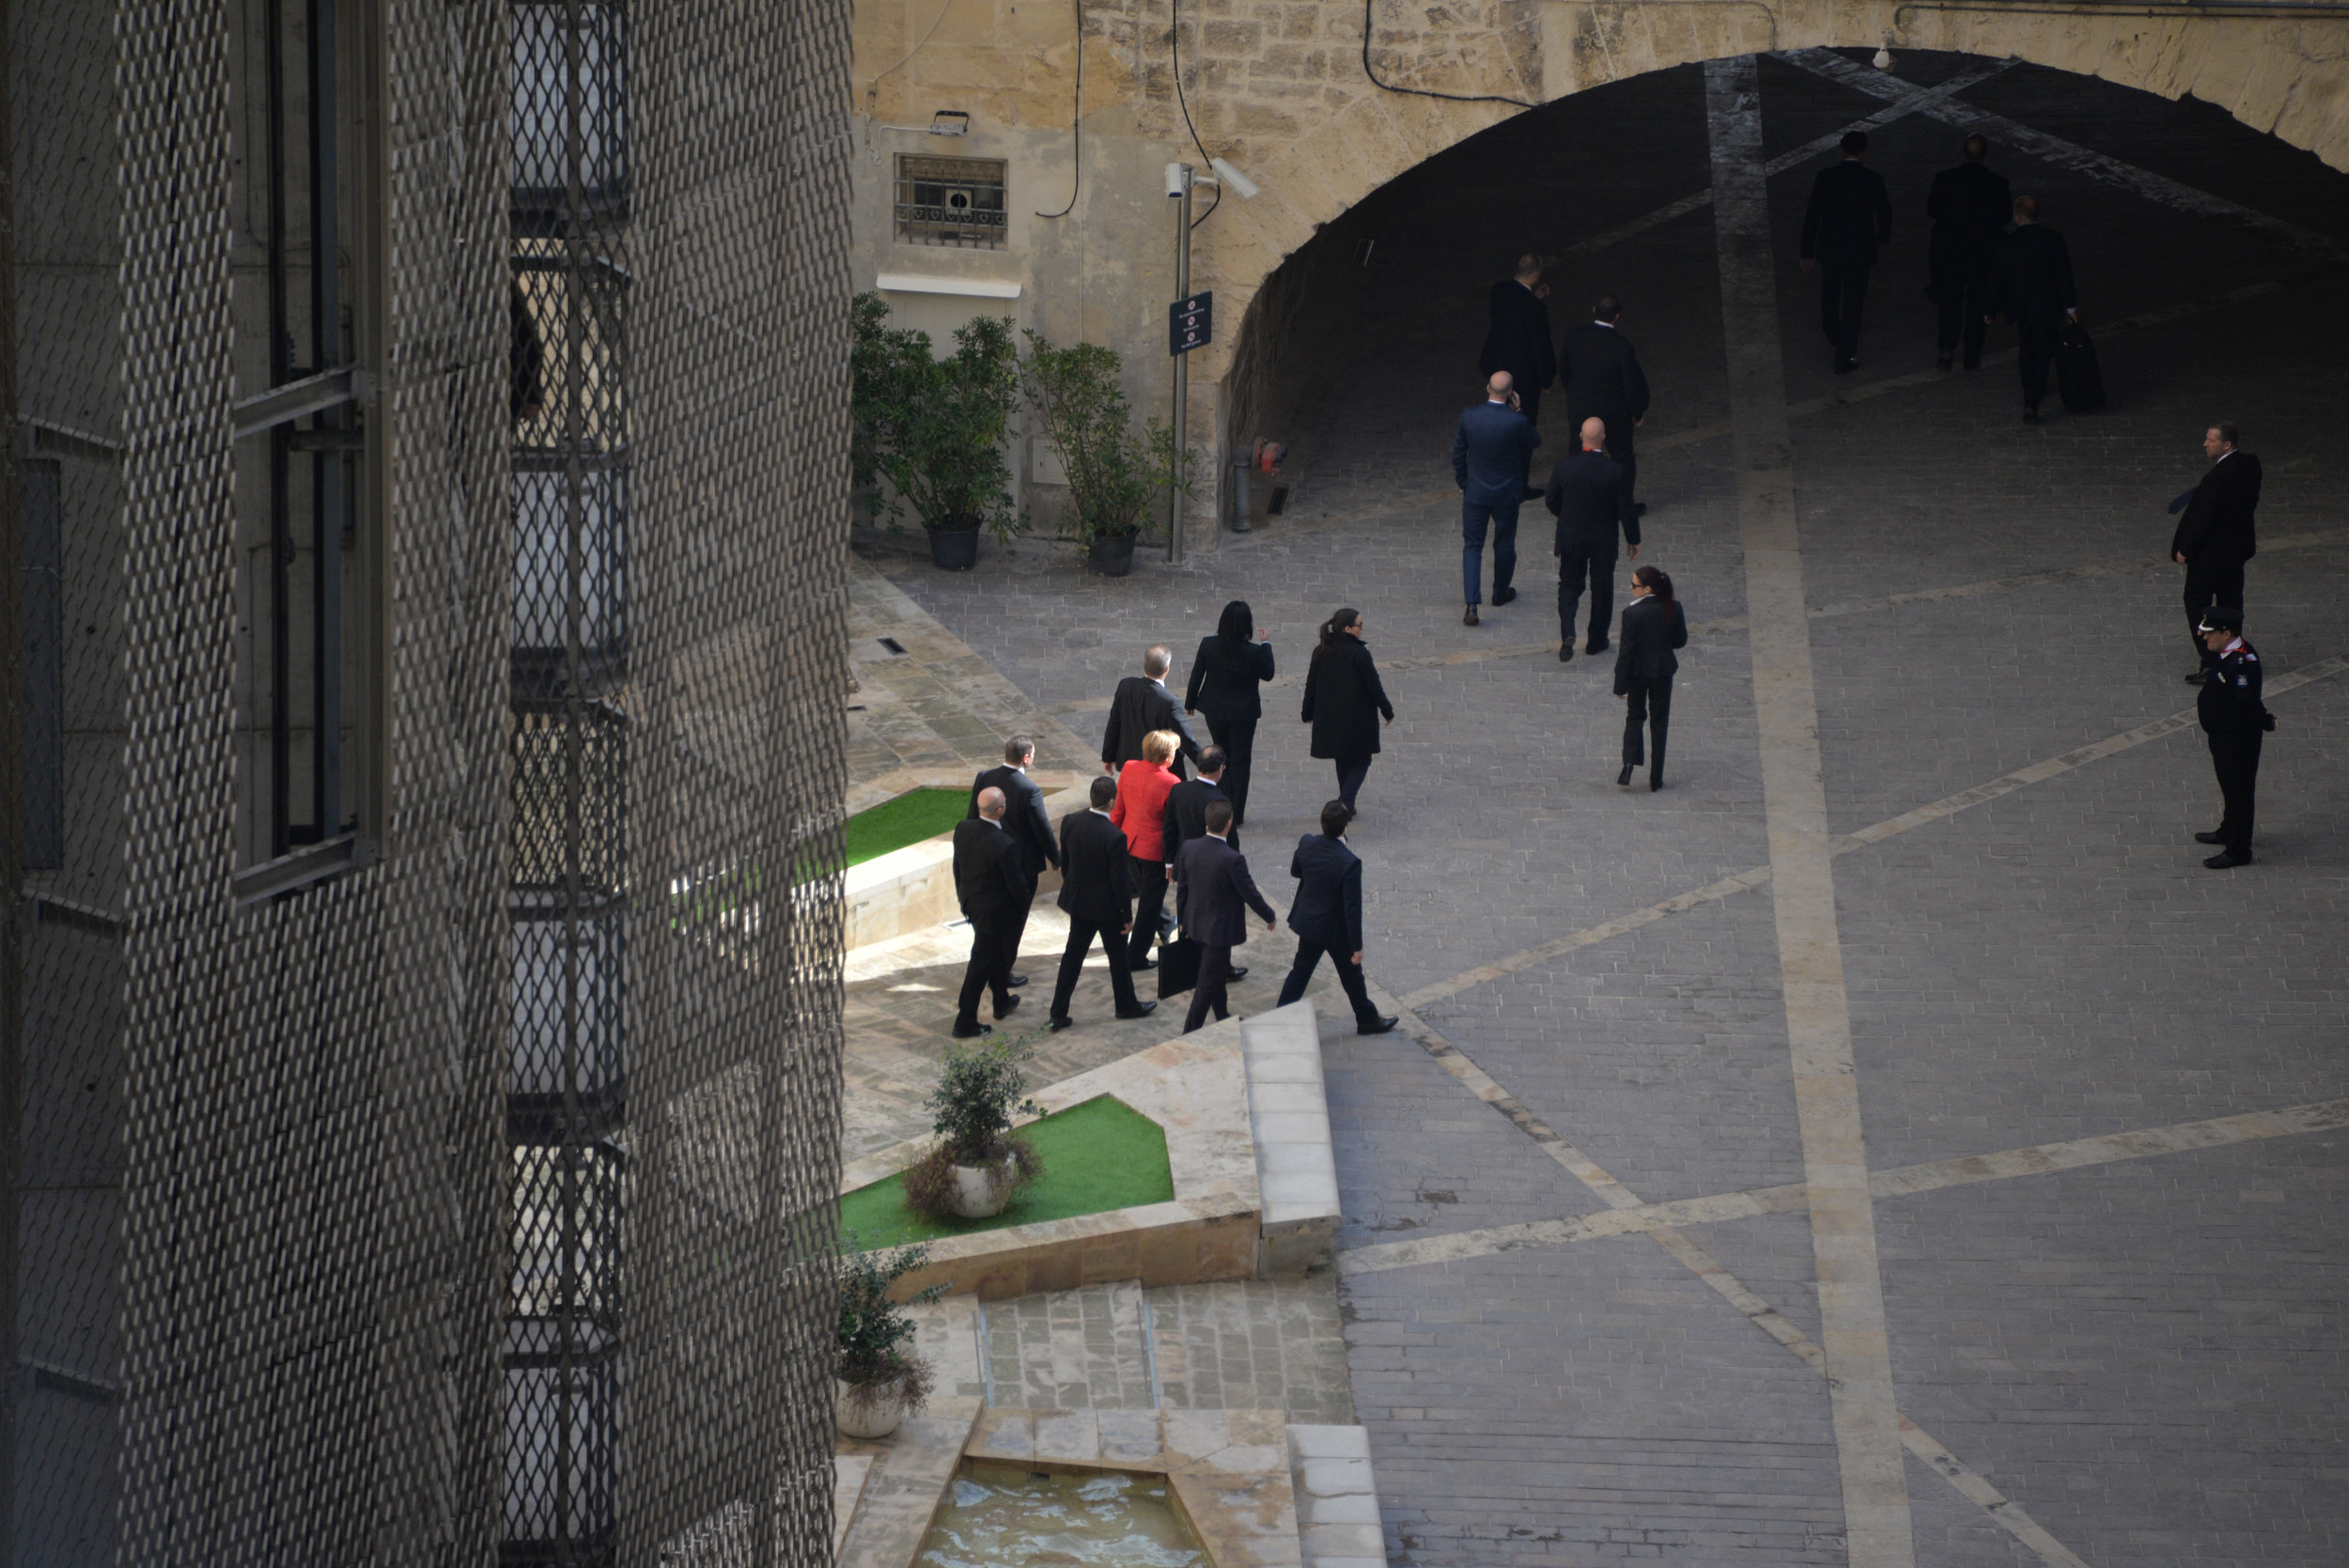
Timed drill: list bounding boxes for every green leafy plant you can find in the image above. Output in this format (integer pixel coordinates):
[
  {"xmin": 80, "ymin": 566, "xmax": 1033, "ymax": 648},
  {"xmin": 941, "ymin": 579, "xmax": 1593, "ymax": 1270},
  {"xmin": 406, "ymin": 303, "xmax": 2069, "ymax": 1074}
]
[
  {"xmin": 865, "ymin": 311, "xmax": 1023, "ymax": 541},
  {"xmin": 927, "ymin": 1032, "xmax": 1043, "ymax": 1164},
  {"xmin": 902, "ymin": 1032, "xmax": 1047, "ymax": 1219},
  {"xmin": 849, "ymin": 290, "xmax": 922, "ymax": 497},
  {"xmin": 836, "ymin": 1235, "xmax": 947, "ymax": 1408},
  {"xmin": 1020, "ymin": 332, "xmax": 1197, "ymax": 543}
]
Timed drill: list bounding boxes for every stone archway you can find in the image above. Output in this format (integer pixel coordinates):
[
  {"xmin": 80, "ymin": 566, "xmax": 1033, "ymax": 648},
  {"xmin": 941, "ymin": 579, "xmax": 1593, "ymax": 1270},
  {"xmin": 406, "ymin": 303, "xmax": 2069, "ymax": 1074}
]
[{"xmin": 1183, "ymin": 6, "xmax": 2349, "ymax": 521}]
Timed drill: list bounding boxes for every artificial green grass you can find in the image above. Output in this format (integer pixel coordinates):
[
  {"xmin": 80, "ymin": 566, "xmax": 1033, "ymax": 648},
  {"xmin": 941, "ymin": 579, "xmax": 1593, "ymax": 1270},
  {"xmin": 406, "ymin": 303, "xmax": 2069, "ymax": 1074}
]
[
  {"xmin": 839, "ymin": 1094, "xmax": 1175, "ymax": 1251},
  {"xmin": 842, "ymin": 787, "xmax": 968, "ymax": 871}
]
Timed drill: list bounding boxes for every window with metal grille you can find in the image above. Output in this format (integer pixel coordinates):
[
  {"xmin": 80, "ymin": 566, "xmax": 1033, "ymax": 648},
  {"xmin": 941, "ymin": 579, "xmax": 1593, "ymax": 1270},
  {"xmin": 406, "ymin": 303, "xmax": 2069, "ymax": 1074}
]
[
  {"xmin": 227, "ymin": 0, "xmax": 387, "ymax": 902},
  {"xmin": 894, "ymin": 154, "xmax": 1008, "ymax": 248}
]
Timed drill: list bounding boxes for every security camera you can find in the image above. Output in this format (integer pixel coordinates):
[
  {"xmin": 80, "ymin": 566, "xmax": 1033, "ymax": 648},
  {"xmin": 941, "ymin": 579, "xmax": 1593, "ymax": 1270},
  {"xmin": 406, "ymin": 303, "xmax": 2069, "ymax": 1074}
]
[
  {"xmin": 1208, "ymin": 158, "xmax": 1260, "ymax": 200},
  {"xmin": 1165, "ymin": 162, "xmax": 1192, "ymax": 199}
]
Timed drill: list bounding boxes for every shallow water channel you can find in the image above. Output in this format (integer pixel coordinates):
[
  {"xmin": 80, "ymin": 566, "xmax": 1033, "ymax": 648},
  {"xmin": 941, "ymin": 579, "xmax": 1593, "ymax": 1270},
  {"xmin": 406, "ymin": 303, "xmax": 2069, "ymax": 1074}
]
[{"xmin": 915, "ymin": 1461, "xmax": 1207, "ymax": 1568}]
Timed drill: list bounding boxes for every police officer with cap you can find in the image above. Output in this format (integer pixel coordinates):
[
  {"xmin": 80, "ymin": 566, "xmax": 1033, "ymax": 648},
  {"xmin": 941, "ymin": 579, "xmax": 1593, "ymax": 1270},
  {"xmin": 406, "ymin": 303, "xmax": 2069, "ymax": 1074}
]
[{"xmin": 2193, "ymin": 605, "xmax": 2270, "ymax": 869}]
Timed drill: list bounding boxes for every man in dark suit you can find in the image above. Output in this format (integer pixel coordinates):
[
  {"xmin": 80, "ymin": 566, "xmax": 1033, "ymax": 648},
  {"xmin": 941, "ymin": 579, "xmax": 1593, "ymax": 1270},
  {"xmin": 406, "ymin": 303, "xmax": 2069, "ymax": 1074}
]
[
  {"xmin": 1800, "ymin": 131, "xmax": 1893, "ymax": 374},
  {"xmin": 1047, "ymin": 776, "xmax": 1157, "ymax": 1030},
  {"xmin": 1274, "ymin": 800, "xmax": 1398, "ymax": 1035},
  {"xmin": 1559, "ymin": 294, "xmax": 1652, "ymax": 525},
  {"xmin": 1170, "ymin": 800, "xmax": 1276, "ymax": 1033},
  {"xmin": 1101, "ymin": 645, "xmax": 1200, "ymax": 776},
  {"xmin": 1984, "ymin": 194, "xmax": 2077, "ymax": 422},
  {"xmin": 1451, "ymin": 372, "xmax": 1542, "ymax": 627},
  {"xmin": 1161, "ymin": 747, "xmax": 1242, "ymax": 980},
  {"xmin": 966, "ymin": 735, "xmax": 1058, "ymax": 986},
  {"xmin": 950, "ymin": 786, "xmax": 1034, "ymax": 1038},
  {"xmin": 1478, "ymin": 254, "xmax": 1556, "ymax": 435},
  {"xmin": 1544, "ymin": 418, "xmax": 1640, "ymax": 660},
  {"xmin": 2170, "ymin": 421, "xmax": 2262, "ymax": 680},
  {"xmin": 1926, "ymin": 134, "xmax": 2012, "ymax": 371}
]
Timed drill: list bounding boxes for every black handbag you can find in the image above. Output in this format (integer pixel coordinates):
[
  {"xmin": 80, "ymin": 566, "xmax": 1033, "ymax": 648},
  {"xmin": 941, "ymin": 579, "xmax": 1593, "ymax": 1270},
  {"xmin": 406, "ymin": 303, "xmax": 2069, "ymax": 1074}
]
[
  {"xmin": 1156, "ymin": 937, "xmax": 1202, "ymax": 999},
  {"xmin": 2055, "ymin": 318, "xmax": 2106, "ymax": 412}
]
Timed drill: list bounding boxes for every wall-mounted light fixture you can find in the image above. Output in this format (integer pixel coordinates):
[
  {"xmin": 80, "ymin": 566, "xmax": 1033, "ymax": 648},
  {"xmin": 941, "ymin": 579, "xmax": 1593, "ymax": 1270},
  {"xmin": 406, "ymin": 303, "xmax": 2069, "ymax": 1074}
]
[{"xmin": 874, "ymin": 108, "xmax": 972, "ymax": 135}]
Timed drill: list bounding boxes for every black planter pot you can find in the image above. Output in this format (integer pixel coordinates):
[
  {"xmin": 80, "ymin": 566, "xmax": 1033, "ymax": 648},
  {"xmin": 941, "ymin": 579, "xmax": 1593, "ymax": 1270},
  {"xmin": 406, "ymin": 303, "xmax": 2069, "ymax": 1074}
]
[
  {"xmin": 1087, "ymin": 531, "xmax": 1137, "ymax": 577},
  {"xmin": 926, "ymin": 523, "xmax": 980, "ymax": 570}
]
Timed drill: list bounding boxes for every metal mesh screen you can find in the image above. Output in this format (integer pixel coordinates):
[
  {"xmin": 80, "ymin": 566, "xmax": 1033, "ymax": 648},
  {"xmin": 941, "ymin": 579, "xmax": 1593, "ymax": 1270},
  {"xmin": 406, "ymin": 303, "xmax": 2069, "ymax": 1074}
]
[{"xmin": 7, "ymin": 0, "xmax": 849, "ymax": 1561}]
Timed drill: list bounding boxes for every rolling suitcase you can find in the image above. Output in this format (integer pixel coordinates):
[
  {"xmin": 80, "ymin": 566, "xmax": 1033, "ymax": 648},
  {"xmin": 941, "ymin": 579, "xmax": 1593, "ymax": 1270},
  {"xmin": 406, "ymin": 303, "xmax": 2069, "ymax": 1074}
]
[{"xmin": 2055, "ymin": 318, "xmax": 2106, "ymax": 412}]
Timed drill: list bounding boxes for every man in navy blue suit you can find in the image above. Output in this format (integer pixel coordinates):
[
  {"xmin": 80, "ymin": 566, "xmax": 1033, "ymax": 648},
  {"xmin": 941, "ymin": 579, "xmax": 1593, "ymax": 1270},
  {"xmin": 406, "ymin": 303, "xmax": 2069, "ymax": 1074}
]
[
  {"xmin": 1274, "ymin": 800, "xmax": 1398, "ymax": 1034},
  {"xmin": 1450, "ymin": 371, "xmax": 1541, "ymax": 629}
]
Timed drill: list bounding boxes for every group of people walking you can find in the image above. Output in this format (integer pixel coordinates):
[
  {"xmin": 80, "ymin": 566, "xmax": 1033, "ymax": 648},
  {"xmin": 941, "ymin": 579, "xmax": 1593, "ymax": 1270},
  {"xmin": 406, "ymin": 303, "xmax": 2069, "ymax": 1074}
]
[
  {"xmin": 1805, "ymin": 131, "xmax": 2083, "ymax": 419},
  {"xmin": 948, "ymin": 602, "xmax": 1404, "ymax": 1039}
]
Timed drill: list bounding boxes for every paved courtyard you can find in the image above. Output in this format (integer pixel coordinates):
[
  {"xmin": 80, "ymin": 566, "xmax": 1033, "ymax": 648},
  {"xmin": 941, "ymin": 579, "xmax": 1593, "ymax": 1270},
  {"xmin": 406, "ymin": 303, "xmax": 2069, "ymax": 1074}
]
[{"xmin": 858, "ymin": 51, "xmax": 2349, "ymax": 1568}]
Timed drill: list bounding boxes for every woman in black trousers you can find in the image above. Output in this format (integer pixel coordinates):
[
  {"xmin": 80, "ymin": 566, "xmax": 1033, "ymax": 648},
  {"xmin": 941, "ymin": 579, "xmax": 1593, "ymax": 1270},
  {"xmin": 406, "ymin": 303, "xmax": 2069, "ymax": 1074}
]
[
  {"xmin": 1301, "ymin": 607, "xmax": 1393, "ymax": 812},
  {"xmin": 1613, "ymin": 565, "xmax": 1687, "ymax": 791},
  {"xmin": 1184, "ymin": 599, "xmax": 1275, "ymax": 827}
]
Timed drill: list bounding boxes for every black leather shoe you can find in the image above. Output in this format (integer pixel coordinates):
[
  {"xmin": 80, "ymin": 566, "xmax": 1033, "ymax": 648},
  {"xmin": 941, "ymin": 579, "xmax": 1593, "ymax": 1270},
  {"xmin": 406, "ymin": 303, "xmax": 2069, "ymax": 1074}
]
[
  {"xmin": 2194, "ymin": 831, "xmax": 2227, "ymax": 846},
  {"xmin": 1006, "ymin": 972, "xmax": 1029, "ymax": 988},
  {"xmin": 1616, "ymin": 764, "xmax": 1635, "ymax": 786},
  {"xmin": 1585, "ymin": 641, "xmax": 1609, "ymax": 656},
  {"xmin": 951, "ymin": 1022, "xmax": 993, "ymax": 1039},
  {"xmin": 1557, "ymin": 644, "xmax": 1573, "ymax": 662},
  {"xmin": 1048, "ymin": 1016, "xmax": 1074, "ymax": 1032},
  {"xmin": 1492, "ymin": 586, "xmax": 1517, "ymax": 606},
  {"xmin": 2203, "ymin": 850, "xmax": 2252, "ymax": 869},
  {"xmin": 1834, "ymin": 359, "xmax": 1859, "ymax": 375},
  {"xmin": 1936, "ymin": 353, "xmax": 1953, "ymax": 371},
  {"xmin": 2022, "ymin": 406, "xmax": 2041, "ymax": 423},
  {"xmin": 1228, "ymin": 966, "xmax": 1248, "ymax": 982},
  {"xmin": 1131, "ymin": 955, "xmax": 1157, "ymax": 972},
  {"xmin": 1463, "ymin": 606, "xmax": 1480, "ymax": 627},
  {"xmin": 1650, "ymin": 775, "xmax": 1664, "ymax": 792},
  {"xmin": 1115, "ymin": 1001, "xmax": 1159, "ymax": 1021},
  {"xmin": 1359, "ymin": 1016, "xmax": 1400, "ymax": 1035},
  {"xmin": 994, "ymin": 995, "xmax": 1021, "ymax": 1021}
]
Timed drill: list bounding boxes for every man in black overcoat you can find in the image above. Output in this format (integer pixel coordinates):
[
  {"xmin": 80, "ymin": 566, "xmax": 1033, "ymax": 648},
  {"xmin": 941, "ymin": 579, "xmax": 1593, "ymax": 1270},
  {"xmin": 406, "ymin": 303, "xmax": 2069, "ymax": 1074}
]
[
  {"xmin": 1800, "ymin": 131, "xmax": 1893, "ymax": 374},
  {"xmin": 1047, "ymin": 776, "xmax": 1157, "ymax": 1029},
  {"xmin": 1559, "ymin": 295, "xmax": 1652, "ymax": 525},
  {"xmin": 1478, "ymin": 254, "xmax": 1556, "ymax": 436},
  {"xmin": 1544, "ymin": 419, "xmax": 1638, "ymax": 660},
  {"xmin": 1101, "ymin": 644, "xmax": 1200, "ymax": 777},
  {"xmin": 1170, "ymin": 800, "xmax": 1276, "ymax": 1033},
  {"xmin": 1926, "ymin": 134, "xmax": 2012, "ymax": 371},
  {"xmin": 967, "ymin": 735, "xmax": 1058, "ymax": 985},
  {"xmin": 2170, "ymin": 421, "xmax": 2262, "ymax": 679},
  {"xmin": 1984, "ymin": 194, "xmax": 2077, "ymax": 421},
  {"xmin": 951, "ymin": 787, "xmax": 1035, "ymax": 1037},
  {"xmin": 1274, "ymin": 800, "xmax": 1398, "ymax": 1035}
]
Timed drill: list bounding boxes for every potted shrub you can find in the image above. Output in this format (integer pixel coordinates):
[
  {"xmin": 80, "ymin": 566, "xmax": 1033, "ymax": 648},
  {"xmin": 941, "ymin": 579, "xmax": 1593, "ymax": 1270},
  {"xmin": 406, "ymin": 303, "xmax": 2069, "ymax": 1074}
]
[
  {"xmin": 1020, "ymin": 333, "xmax": 1195, "ymax": 577},
  {"xmin": 836, "ymin": 1237, "xmax": 947, "ymax": 1438},
  {"xmin": 868, "ymin": 313, "xmax": 1023, "ymax": 570},
  {"xmin": 904, "ymin": 1034, "xmax": 1044, "ymax": 1221}
]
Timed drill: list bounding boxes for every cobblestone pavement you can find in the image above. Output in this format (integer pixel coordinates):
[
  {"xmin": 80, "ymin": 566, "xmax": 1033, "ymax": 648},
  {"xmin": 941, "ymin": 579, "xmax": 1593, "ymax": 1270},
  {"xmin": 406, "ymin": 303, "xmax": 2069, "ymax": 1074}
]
[{"xmin": 865, "ymin": 51, "xmax": 2349, "ymax": 1568}]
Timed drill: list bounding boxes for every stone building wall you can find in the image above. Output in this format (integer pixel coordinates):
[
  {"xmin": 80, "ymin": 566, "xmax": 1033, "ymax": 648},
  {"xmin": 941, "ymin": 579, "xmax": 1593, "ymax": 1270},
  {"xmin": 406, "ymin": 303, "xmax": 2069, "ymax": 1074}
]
[{"xmin": 850, "ymin": 0, "xmax": 2349, "ymax": 549}]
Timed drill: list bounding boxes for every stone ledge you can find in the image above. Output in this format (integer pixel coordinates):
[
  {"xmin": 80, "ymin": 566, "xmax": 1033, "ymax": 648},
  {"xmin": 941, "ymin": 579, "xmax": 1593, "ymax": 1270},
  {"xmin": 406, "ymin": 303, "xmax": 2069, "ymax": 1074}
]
[
  {"xmin": 1242, "ymin": 1001, "xmax": 1343, "ymax": 1276},
  {"xmin": 1285, "ymin": 1424, "xmax": 1389, "ymax": 1568},
  {"xmin": 843, "ymin": 771, "xmax": 1082, "ymax": 951},
  {"xmin": 848, "ymin": 1018, "xmax": 1266, "ymax": 1302}
]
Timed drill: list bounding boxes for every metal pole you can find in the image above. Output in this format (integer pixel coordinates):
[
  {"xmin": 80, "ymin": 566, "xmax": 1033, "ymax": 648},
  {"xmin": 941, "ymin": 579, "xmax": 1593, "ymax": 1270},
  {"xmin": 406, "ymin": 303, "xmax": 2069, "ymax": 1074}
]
[{"xmin": 1169, "ymin": 173, "xmax": 1190, "ymax": 565}]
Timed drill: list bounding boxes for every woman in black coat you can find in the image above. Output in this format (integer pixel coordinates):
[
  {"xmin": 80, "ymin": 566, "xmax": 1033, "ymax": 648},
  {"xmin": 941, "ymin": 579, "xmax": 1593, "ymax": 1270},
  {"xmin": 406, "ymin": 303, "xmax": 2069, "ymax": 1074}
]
[
  {"xmin": 1184, "ymin": 599, "xmax": 1275, "ymax": 827},
  {"xmin": 1300, "ymin": 607, "xmax": 1394, "ymax": 812},
  {"xmin": 1612, "ymin": 565, "xmax": 1688, "ymax": 791}
]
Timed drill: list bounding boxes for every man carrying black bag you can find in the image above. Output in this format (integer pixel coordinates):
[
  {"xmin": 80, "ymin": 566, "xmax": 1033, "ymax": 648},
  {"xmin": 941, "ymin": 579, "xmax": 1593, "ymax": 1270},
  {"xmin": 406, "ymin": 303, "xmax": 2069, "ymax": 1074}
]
[{"xmin": 1985, "ymin": 195, "xmax": 2078, "ymax": 422}]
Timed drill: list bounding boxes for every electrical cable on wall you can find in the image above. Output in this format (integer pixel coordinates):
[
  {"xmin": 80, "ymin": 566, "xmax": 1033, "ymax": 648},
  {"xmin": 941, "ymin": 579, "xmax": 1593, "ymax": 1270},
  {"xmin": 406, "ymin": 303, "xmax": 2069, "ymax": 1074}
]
[
  {"xmin": 1359, "ymin": 0, "xmax": 1538, "ymax": 109},
  {"xmin": 1036, "ymin": 0, "xmax": 1084, "ymax": 216},
  {"xmin": 1169, "ymin": 0, "xmax": 1223, "ymax": 228}
]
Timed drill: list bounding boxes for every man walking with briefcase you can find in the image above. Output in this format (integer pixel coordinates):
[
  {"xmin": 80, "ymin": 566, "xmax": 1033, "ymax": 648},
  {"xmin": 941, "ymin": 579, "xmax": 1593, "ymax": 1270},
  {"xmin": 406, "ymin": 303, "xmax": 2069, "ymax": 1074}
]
[{"xmin": 1986, "ymin": 194, "xmax": 2079, "ymax": 422}]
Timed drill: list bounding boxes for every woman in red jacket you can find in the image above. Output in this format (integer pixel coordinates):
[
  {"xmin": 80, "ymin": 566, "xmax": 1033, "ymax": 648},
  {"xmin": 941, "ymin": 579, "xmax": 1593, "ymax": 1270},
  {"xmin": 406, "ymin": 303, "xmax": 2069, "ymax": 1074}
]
[{"xmin": 1111, "ymin": 730, "xmax": 1181, "ymax": 970}]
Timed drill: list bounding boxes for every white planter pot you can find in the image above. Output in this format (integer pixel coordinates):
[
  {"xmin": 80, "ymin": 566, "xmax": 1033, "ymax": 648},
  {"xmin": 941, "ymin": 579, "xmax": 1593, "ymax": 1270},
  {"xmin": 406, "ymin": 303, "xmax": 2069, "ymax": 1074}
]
[
  {"xmin": 946, "ymin": 1154, "xmax": 1018, "ymax": 1219},
  {"xmin": 835, "ymin": 1376, "xmax": 909, "ymax": 1439}
]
